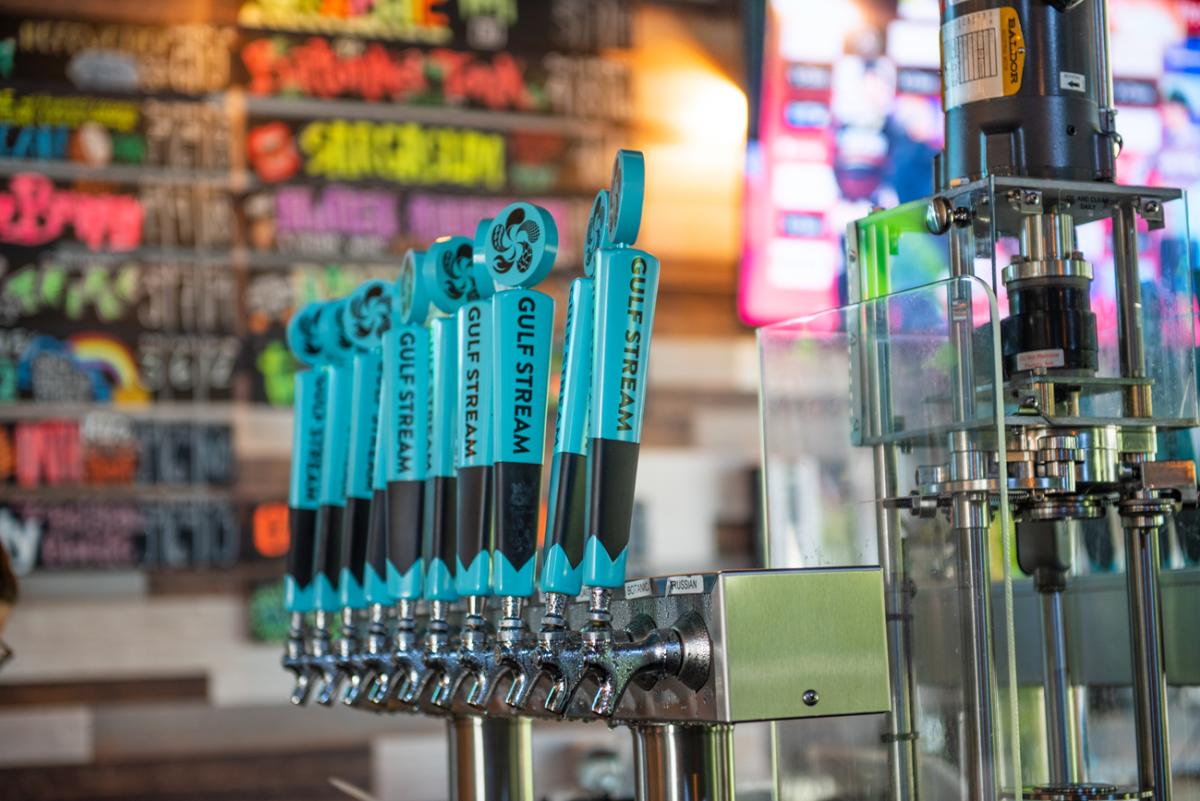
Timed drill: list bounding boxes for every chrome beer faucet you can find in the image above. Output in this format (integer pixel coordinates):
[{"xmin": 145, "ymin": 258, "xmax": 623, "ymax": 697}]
[
  {"xmin": 534, "ymin": 189, "xmax": 606, "ymax": 714},
  {"xmin": 280, "ymin": 300, "xmax": 336, "ymax": 706},
  {"xmin": 471, "ymin": 203, "xmax": 561, "ymax": 710},
  {"xmin": 401, "ymin": 243, "xmax": 476, "ymax": 708},
  {"xmin": 304, "ymin": 296, "xmax": 357, "ymax": 706}
]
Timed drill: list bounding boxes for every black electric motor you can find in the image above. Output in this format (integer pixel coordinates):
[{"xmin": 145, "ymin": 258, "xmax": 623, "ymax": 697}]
[{"xmin": 939, "ymin": 0, "xmax": 1118, "ymax": 186}]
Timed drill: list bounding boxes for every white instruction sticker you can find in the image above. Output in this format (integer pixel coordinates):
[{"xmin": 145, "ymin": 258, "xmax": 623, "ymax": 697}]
[
  {"xmin": 1016, "ymin": 349, "xmax": 1066, "ymax": 371},
  {"xmin": 1060, "ymin": 71, "xmax": 1086, "ymax": 92},
  {"xmin": 666, "ymin": 574, "xmax": 705, "ymax": 596},
  {"xmin": 624, "ymin": 578, "xmax": 652, "ymax": 600},
  {"xmin": 941, "ymin": 7, "xmax": 1025, "ymax": 110}
]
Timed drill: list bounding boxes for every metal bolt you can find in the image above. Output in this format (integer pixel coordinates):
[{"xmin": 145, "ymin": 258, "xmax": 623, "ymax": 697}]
[
  {"xmin": 802, "ymin": 689, "xmax": 819, "ymax": 707},
  {"xmin": 925, "ymin": 196, "xmax": 952, "ymax": 234},
  {"xmin": 951, "ymin": 207, "xmax": 972, "ymax": 227},
  {"xmin": 1143, "ymin": 199, "xmax": 1161, "ymax": 215},
  {"xmin": 1022, "ymin": 190, "xmax": 1041, "ymax": 206}
]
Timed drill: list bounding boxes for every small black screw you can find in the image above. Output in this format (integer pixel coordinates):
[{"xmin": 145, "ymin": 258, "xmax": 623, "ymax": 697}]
[{"xmin": 802, "ymin": 689, "xmax": 819, "ymax": 707}]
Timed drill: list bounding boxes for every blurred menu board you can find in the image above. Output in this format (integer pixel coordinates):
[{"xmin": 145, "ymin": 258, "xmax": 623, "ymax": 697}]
[
  {"xmin": 0, "ymin": 3, "xmax": 632, "ymax": 574},
  {"xmin": 740, "ymin": 0, "xmax": 1200, "ymax": 326}
]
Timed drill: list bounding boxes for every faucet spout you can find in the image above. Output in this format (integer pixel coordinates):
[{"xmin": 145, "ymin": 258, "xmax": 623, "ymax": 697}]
[{"xmin": 282, "ymin": 612, "xmax": 315, "ymax": 706}]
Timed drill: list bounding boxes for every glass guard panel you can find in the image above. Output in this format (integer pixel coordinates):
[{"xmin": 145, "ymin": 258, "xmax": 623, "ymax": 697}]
[{"xmin": 759, "ymin": 276, "xmax": 1019, "ymax": 801}]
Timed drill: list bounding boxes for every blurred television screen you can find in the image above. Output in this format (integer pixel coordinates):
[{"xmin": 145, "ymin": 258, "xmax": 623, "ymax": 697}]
[{"xmin": 740, "ymin": 0, "xmax": 1200, "ymax": 326}]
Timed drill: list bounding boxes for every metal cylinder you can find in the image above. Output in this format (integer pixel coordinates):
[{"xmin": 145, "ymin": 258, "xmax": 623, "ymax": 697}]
[
  {"xmin": 940, "ymin": 0, "xmax": 1117, "ymax": 184},
  {"xmin": 1123, "ymin": 523, "xmax": 1173, "ymax": 800},
  {"xmin": 1041, "ymin": 589, "xmax": 1083, "ymax": 785},
  {"xmin": 1111, "ymin": 203, "xmax": 1152, "ymax": 418},
  {"xmin": 947, "ymin": 225, "xmax": 999, "ymax": 801},
  {"xmin": 631, "ymin": 724, "xmax": 735, "ymax": 801},
  {"xmin": 447, "ymin": 716, "xmax": 533, "ymax": 801}
]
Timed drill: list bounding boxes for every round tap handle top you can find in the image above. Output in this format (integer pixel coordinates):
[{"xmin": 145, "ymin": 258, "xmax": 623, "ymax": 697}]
[
  {"xmin": 342, "ymin": 280, "xmax": 392, "ymax": 351},
  {"xmin": 394, "ymin": 249, "xmax": 430, "ymax": 327},
  {"xmin": 286, "ymin": 301, "xmax": 330, "ymax": 367},
  {"xmin": 315, "ymin": 297, "xmax": 357, "ymax": 366},
  {"xmin": 485, "ymin": 202, "xmax": 559, "ymax": 288},
  {"xmin": 425, "ymin": 235, "xmax": 494, "ymax": 313},
  {"xmin": 607, "ymin": 149, "xmax": 645, "ymax": 247},
  {"xmin": 584, "ymin": 190, "xmax": 611, "ymax": 277}
]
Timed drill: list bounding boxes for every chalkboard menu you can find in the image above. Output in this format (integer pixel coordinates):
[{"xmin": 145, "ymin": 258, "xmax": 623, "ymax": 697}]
[{"xmin": 0, "ymin": 2, "xmax": 632, "ymax": 576}]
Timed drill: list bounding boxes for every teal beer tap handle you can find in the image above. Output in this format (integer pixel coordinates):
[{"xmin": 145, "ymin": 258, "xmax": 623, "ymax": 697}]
[
  {"xmin": 582, "ymin": 150, "xmax": 660, "ymax": 590},
  {"xmin": 606, "ymin": 149, "xmax": 645, "ymax": 248},
  {"xmin": 446, "ymin": 231, "xmax": 498, "ymax": 599},
  {"xmin": 539, "ymin": 190, "xmax": 608, "ymax": 597},
  {"xmin": 426, "ymin": 315, "xmax": 459, "ymax": 603},
  {"xmin": 312, "ymin": 298, "xmax": 357, "ymax": 613},
  {"xmin": 485, "ymin": 203, "xmax": 558, "ymax": 598},
  {"xmin": 364, "ymin": 351, "xmax": 392, "ymax": 608},
  {"xmin": 374, "ymin": 250, "xmax": 432, "ymax": 603},
  {"xmin": 422, "ymin": 244, "xmax": 478, "ymax": 604},
  {"xmin": 284, "ymin": 301, "xmax": 330, "ymax": 614},
  {"xmin": 583, "ymin": 188, "xmax": 610, "ymax": 278},
  {"xmin": 539, "ymin": 277, "xmax": 595, "ymax": 597},
  {"xmin": 339, "ymin": 280, "xmax": 391, "ymax": 611}
]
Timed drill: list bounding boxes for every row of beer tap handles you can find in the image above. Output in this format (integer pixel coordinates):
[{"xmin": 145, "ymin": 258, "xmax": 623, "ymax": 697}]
[{"xmin": 280, "ymin": 151, "xmax": 679, "ymax": 718}]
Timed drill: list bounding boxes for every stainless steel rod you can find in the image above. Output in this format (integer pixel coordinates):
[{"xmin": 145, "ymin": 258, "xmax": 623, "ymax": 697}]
[
  {"xmin": 948, "ymin": 224, "xmax": 998, "ymax": 801},
  {"xmin": 447, "ymin": 716, "xmax": 534, "ymax": 801},
  {"xmin": 855, "ymin": 219, "xmax": 918, "ymax": 801},
  {"xmin": 1112, "ymin": 202, "xmax": 1152, "ymax": 417},
  {"xmin": 1124, "ymin": 525, "xmax": 1173, "ymax": 801},
  {"xmin": 1041, "ymin": 590, "xmax": 1081, "ymax": 785},
  {"xmin": 875, "ymin": 443, "xmax": 918, "ymax": 801},
  {"xmin": 632, "ymin": 723, "xmax": 735, "ymax": 801},
  {"xmin": 957, "ymin": 514, "xmax": 998, "ymax": 801}
]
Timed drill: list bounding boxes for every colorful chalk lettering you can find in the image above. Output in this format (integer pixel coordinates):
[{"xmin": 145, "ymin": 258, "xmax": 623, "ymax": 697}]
[
  {"xmin": 10, "ymin": 18, "xmax": 235, "ymax": 94},
  {"xmin": 273, "ymin": 184, "xmax": 399, "ymax": 256},
  {"xmin": 296, "ymin": 119, "xmax": 506, "ymax": 188},
  {"xmin": 140, "ymin": 185, "xmax": 234, "ymax": 249},
  {"xmin": 239, "ymin": 0, "xmax": 454, "ymax": 44},
  {"xmin": 0, "ymin": 90, "xmax": 140, "ymax": 131},
  {"xmin": 1, "ymin": 500, "xmax": 244, "ymax": 571},
  {"xmin": 235, "ymin": 0, "xmax": 630, "ymax": 52},
  {"xmin": 135, "ymin": 333, "xmax": 239, "ymax": 399},
  {"xmin": 0, "ymin": 173, "xmax": 142, "ymax": 251},
  {"xmin": 14, "ymin": 420, "xmax": 83, "ymax": 488},
  {"xmin": 0, "ymin": 260, "xmax": 237, "ymax": 335}
]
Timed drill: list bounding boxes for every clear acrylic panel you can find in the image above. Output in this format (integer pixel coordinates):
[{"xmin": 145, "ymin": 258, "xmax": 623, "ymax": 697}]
[
  {"xmin": 764, "ymin": 183, "xmax": 1200, "ymax": 801},
  {"xmin": 759, "ymin": 275, "xmax": 1022, "ymax": 801}
]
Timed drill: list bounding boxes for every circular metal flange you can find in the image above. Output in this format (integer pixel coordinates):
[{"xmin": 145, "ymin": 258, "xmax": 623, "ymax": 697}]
[
  {"xmin": 287, "ymin": 301, "xmax": 330, "ymax": 367},
  {"xmin": 607, "ymin": 149, "xmax": 645, "ymax": 246},
  {"xmin": 1006, "ymin": 783, "xmax": 1150, "ymax": 801},
  {"xmin": 584, "ymin": 189, "xmax": 611, "ymax": 277},
  {"xmin": 1119, "ymin": 495, "xmax": 1174, "ymax": 529},
  {"xmin": 918, "ymin": 478, "xmax": 999, "ymax": 496},
  {"xmin": 426, "ymin": 235, "xmax": 492, "ymax": 312},
  {"xmin": 1019, "ymin": 496, "xmax": 1109, "ymax": 522},
  {"xmin": 485, "ymin": 202, "xmax": 558, "ymax": 288},
  {"xmin": 342, "ymin": 279, "xmax": 392, "ymax": 351},
  {"xmin": 1002, "ymin": 256, "xmax": 1093, "ymax": 284},
  {"xmin": 394, "ymin": 249, "xmax": 430, "ymax": 327}
]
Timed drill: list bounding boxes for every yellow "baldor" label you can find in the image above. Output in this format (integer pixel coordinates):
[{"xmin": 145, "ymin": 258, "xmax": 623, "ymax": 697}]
[{"xmin": 941, "ymin": 6, "xmax": 1025, "ymax": 110}]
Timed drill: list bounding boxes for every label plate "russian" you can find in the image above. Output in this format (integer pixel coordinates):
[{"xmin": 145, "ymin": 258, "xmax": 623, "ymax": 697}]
[{"xmin": 666, "ymin": 574, "xmax": 705, "ymax": 596}]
